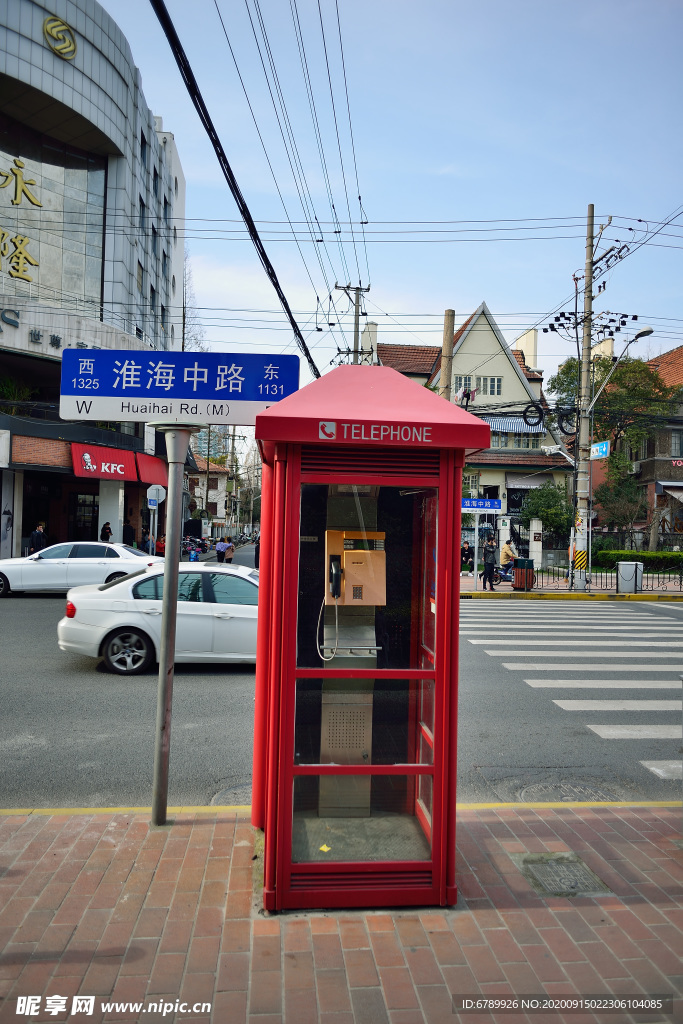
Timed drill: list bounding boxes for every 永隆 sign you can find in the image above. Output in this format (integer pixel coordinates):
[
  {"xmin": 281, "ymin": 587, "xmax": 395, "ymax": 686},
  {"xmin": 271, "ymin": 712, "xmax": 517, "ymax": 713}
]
[{"xmin": 60, "ymin": 350, "xmax": 299, "ymax": 426}]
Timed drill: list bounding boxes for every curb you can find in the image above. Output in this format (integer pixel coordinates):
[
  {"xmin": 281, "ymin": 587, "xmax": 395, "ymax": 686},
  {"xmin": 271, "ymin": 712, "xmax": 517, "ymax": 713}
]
[{"xmin": 1, "ymin": 800, "xmax": 680, "ymax": 817}]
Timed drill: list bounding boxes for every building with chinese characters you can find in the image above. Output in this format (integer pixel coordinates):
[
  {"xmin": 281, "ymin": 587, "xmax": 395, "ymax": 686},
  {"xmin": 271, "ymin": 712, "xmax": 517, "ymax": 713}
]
[{"xmin": 0, "ymin": 0, "xmax": 185, "ymax": 554}]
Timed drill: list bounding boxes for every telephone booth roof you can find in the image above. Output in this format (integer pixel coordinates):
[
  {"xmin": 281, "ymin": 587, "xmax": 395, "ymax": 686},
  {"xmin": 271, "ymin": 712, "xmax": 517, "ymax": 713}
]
[{"xmin": 255, "ymin": 364, "xmax": 490, "ymax": 458}]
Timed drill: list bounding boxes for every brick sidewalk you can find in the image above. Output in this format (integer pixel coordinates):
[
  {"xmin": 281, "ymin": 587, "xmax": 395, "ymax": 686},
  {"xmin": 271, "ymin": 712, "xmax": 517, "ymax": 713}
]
[{"xmin": 0, "ymin": 804, "xmax": 681, "ymax": 1023}]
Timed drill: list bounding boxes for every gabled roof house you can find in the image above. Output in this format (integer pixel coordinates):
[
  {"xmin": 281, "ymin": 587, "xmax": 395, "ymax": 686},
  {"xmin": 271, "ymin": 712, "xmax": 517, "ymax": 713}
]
[{"xmin": 379, "ymin": 302, "xmax": 571, "ymax": 516}]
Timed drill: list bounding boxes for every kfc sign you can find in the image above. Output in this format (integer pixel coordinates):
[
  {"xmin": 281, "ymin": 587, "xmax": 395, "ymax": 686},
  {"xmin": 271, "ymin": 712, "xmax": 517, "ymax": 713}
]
[{"xmin": 71, "ymin": 443, "xmax": 137, "ymax": 480}]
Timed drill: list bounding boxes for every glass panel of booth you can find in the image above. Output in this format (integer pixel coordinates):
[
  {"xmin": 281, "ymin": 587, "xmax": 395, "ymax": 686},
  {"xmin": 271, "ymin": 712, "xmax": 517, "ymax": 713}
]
[
  {"xmin": 296, "ymin": 483, "xmax": 438, "ymax": 670},
  {"xmin": 291, "ymin": 774, "xmax": 432, "ymax": 863},
  {"xmin": 294, "ymin": 678, "xmax": 435, "ymax": 766}
]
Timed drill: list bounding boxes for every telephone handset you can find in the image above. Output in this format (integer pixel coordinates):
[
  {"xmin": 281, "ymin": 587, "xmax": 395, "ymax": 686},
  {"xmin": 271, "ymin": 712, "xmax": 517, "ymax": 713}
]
[{"xmin": 329, "ymin": 555, "xmax": 342, "ymax": 599}]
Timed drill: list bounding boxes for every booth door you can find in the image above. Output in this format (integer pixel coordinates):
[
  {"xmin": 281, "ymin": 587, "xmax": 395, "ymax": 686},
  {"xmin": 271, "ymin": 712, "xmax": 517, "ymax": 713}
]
[{"xmin": 279, "ymin": 470, "xmax": 448, "ymax": 909}]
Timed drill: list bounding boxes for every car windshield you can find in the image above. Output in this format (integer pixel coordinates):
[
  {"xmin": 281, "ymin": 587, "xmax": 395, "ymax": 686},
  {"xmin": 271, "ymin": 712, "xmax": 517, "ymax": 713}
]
[
  {"xmin": 97, "ymin": 569, "xmax": 148, "ymax": 591},
  {"xmin": 119, "ymin": 546, "xmax": 154, "ymax": 557},
  {"xmin": 248, "ymin": 570, "xmax": 259, "ymax": 582}
]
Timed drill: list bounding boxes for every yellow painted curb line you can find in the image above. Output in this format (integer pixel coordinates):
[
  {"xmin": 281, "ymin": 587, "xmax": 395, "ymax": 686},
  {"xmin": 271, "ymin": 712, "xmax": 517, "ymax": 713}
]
[{"xmin": 0, "ymin": 801, "xmax": 680, "ymax": 817}]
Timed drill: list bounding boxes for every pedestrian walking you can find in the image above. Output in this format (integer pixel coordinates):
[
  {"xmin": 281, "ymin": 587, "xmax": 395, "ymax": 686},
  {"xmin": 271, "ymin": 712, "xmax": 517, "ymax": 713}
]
[
  {"xmin": 122, "ymin": 518, "xmax": 135, "ymax": 546},
  {"xmin": 216, "ymin": 537, "xmax": 228, "ymax": 564},
  {"xmin": 254, "ymin": 532, "xmax": 260, "ymax": 570},
  {"xmin": 482, "ymin": 536, "xmax": 497, "ymax": 591},
  {"xmin": 100, "ymin": 522, "xmax": 113, "ymax": 543},
  {"xmin": 29, "ymin": 523, "xmax": 48, "ymax": 554},
  {"xmin": 225, "ymin": 536, "xmax": 235, "ymax": 564}
]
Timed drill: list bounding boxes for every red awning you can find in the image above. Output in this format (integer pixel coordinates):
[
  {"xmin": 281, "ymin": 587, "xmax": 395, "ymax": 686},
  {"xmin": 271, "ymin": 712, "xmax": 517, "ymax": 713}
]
[
  {"xmin": 71, "ymin": 443, "xmax": 138, "ymax": 481},
  {"xmin": 136, "ymin": 453, "xmax": 169, "ymax": 485}
]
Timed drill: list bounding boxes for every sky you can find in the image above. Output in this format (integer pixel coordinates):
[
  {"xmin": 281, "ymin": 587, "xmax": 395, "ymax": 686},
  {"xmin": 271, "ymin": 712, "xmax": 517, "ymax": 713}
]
[{"xmin": 102, "ymin": 0, "xmax": 682, "ymax": 393}]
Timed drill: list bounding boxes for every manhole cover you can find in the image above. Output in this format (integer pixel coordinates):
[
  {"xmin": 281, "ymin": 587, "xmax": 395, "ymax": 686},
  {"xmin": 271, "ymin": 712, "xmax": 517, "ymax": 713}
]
[
  {"xmin": 508, "ymin": 852, "xmax": 614, "ymax": 898},
  {"xmin": 519, "ymin": 781, "xmax": 620, "ymax": 802}
]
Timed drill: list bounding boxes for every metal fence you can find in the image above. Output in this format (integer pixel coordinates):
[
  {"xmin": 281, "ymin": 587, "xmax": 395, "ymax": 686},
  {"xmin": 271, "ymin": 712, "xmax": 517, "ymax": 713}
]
[{"xmin": 520, "ymin": 564, "xmax": 683, "ymax": 593}]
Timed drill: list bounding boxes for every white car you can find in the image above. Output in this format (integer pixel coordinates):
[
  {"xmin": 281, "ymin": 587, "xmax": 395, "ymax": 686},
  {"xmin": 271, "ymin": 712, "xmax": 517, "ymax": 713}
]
[
  {"xmin": 0, "ymin": 542, "xmax": 163, "ymax": 597},
  {"xmin": 57, "ymin": 562, "xmax": 259, "ymax": 674}
]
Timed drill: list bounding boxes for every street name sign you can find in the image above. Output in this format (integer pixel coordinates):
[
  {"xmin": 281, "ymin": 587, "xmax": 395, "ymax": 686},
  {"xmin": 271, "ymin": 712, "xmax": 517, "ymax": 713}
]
[
  {"xmin": 148, "ymin": 498, "xmax": 158, "ymax": 509},
  {"xmin": 462, "ymin": 498, "xmax": 502, "ymax": 511},
  {"xmin": 590, "ymin": 440, "xmax": 610, "ymax": 460},
  {"xmin": 60, "ymin": 350, "xmax": 299, "ymax": 426}
]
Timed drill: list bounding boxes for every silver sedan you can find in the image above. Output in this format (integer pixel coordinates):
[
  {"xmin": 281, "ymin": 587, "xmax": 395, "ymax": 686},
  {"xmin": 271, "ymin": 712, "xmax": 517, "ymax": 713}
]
[{"xmin": 0, "ymin": 542, "xmax": 163, "ymax": 596}]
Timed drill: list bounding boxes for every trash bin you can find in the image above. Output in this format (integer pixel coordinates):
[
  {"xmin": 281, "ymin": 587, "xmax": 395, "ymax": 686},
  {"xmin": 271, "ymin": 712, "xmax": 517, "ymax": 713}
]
[
  {"xmin": 512, "ymin": 557, "xmax": 535, "ymax": 590},
  {"xmin": 616, "ymin": 561, "xmax": 643, "ymax": 594}
]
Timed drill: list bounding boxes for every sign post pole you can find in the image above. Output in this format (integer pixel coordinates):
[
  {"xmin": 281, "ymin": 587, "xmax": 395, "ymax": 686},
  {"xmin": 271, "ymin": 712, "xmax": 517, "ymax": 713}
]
[{"xmin": 150, "ymin": 424, "xmax": 201, "ymax": 826}]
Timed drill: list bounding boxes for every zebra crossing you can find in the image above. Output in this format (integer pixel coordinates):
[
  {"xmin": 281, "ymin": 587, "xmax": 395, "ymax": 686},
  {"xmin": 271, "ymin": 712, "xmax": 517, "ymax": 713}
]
[{"xmin": 460, "ymin": 601, "xmax": 683, "ymax": 781}]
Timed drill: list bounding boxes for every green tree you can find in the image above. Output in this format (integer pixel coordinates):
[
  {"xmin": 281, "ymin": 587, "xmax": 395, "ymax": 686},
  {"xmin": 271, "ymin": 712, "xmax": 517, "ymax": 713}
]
[
  {"xmin": 547, "ymin": 356, "xmax": 678, "ymax": 449},
  {"xmin": 593, "ymin": 451, "xmax": 650, "ymax": 545},
  {"xmin": 519, "ymin": 482, "xmax": 573, "ymax": 534}
]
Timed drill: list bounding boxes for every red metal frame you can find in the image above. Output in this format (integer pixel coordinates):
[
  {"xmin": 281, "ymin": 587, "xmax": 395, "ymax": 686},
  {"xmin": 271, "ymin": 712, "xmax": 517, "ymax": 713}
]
[{"xmin": 254, "ymin": 366, "xmax": 487, "ymax": 911}]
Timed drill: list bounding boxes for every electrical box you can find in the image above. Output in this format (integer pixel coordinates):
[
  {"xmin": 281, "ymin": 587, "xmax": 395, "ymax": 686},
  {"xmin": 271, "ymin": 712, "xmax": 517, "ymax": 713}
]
[{"xmin": 324, "ymin": 529, "xmax": 386, "ymax": 607}]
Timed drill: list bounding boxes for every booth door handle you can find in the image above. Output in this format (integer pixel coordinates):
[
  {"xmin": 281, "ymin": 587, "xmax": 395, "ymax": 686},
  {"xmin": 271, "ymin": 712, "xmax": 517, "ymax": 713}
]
[{"xmin": 214, "ymin": 612, "xmax": 232, "ymax": 619}]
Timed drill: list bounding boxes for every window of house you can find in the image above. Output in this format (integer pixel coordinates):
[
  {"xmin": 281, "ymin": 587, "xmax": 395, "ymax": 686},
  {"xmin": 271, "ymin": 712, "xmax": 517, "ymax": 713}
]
[
  {"xmin": 454, "ymin": 375, "xmax": 472, "ymax": 392},
  {"xmin": 491, "ymin": 432, "xmax": 508, "ymax": 448},
  {"xmin": 672, "ymin": 431, "xmax": 683, "ymax": 458},
  {"xmin": 513, "ymin": 434, "xmax": 541, "ymax": 450},
  {"xmin": 462, "ymin": 473, "xmax": 478, "ymax": 496},
  {"xmin": 207, "ymin": 502, "xmax": 218, "ymax": 516},
  {"xmin": 630, "ymin": 437, "xmax": 649, "ymax": 461},
  {"xmin": 173, "ymin": 226, "xmax": 178, "ymax": 245},
  {"xmin": 162, "ymin": 251, "xmax": 167, "ymax": 278},
  {"xmin": 163, "ymin": 197, "xmax": 169, "ymax": 225},
  {"xmin": 153, "ymin": 167, "xmax": 159, "ymax": 197},
  {"xmin": 139, "ymin": 197, "xmax": 145, "ymax": 230},
  {"xmin": 189, "ymin": 477, "xmax": 199, "ymax": 490},
  {"xmin": 136, "ymin": 262, "xmax": 144, "ymax": 293},
  {"xmin": 140, "ymin": 131, "xmax": 148, "ymax": 168},
  {"xmin": 175, "ymin": 176, "xmax": 179, "ymax": 196},
  {"xmin": 161, "ymin": 305, "xmax": 167, "ymax": 331},
  {"xmin": 208, "ymin": 477, "xmax": 218, "ymax": 490},
  {"xmin": 475, "ymin": 376, "xmax": 502, "ymax": 396},
  {"xmin": 151, "ymin": 224, "xmax": 157, "ymax": 256},
  {"xmin": 150, "ymin": 285, "xmax": 156, "ymax": 314}
]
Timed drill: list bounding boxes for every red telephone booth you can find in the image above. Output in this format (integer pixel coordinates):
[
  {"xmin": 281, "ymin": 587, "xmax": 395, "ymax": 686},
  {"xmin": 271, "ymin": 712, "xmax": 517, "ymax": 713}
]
[{"xmin": 252, "ymin": 365, "xmax": 490, "ymax": 910}]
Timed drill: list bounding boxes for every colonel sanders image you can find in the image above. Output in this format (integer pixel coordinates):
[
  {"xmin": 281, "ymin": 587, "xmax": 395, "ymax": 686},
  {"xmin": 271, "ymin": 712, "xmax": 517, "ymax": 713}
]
[{"xmin": 82, "ymin": 452, "xmax": 96, "ymax": 472}]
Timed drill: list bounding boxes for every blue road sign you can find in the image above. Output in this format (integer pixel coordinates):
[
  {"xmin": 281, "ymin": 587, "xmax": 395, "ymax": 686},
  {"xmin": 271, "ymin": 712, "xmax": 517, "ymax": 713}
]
[
  {"xmin": 147, "ymin": 498, "xmax": 158, "ymax": 509},
  {"xmin": 590, "ymin": 440, "xmax": 610, "ymax": 460},
  {"xmin": 462, "ymin": 498, "xmax": 502, "ymax": 511},
  {"xmin": 59, "ymin": 350, "xmax": 299, "ymax": 426}
]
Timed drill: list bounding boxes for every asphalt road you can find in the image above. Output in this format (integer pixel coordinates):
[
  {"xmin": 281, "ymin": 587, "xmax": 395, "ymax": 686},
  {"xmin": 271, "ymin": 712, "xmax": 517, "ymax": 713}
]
[
  {"xmin": 0, "ymin": 558, "xmax": 681, "ymax": 808},
  {"xmin": 0, "ymin": 545, "xmax": 258, "ymax": 810}
]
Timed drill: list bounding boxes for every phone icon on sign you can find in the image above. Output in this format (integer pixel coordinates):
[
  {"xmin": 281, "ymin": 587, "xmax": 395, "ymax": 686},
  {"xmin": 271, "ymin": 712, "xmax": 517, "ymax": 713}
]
[{"xmin": 319, "ymin": 421, "xmax": 336, "ymax": 439}]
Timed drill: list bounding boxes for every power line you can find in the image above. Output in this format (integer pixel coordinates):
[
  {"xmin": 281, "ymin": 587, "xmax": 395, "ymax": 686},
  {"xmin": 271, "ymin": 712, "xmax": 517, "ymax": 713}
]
[{"xmin": 147, "ymin": 0, "xmax": 320, "ymax": 378}]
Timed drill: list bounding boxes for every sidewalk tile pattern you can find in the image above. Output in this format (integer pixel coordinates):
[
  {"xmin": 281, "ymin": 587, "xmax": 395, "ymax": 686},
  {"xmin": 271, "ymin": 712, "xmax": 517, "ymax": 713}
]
[{"xmin": 0, "ymin": 806, "xmax": 680, "ymax": 1022}]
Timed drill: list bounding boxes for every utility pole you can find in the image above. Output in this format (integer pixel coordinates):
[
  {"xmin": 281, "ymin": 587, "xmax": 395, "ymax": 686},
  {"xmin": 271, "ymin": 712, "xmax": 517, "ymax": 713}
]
[
  {"xmin": 335, "ymin": 283, "xmax": 370, "ymax": 363},
  {"xmin": 574, "ymin": 203, "xmax": 594, "ymax": 591},
  {"xmin": 229, "ymin": 424, "xmax": 237, "ymax": 532},
  {"xmin": 440, "ymin": 309, "xmax": 455, "ymax": 402},
  {"xmin": 204, "ymin": 425, "xmax": 211, "ymax": 519}
]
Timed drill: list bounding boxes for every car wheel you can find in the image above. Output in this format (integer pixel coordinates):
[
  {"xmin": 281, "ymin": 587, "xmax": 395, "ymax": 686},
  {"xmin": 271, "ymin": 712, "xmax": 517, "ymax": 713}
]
[
  {"xmin": 105, "ymin": 572, "xmax": 128, "ymax": 584},
  {"xmin": 102, "ymin": 628, "xmax": 153, "ymax": 675},
  {"xmin": 0, "ymin": 572, "xmax": 10, "ymax": 597}
]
